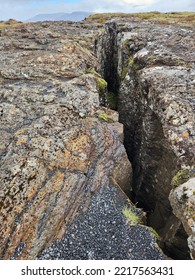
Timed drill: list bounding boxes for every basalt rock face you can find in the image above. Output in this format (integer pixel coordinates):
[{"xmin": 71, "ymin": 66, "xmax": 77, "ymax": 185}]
[
  {"xmin": 0, "ymin": 21, "xmax": 167, "ymax": 260},
  {"xmin": 169, "ymin": 178, "xmax": 195, "ymax": 259},
  {"xmin": 96, "ymin": 18, "xmax": 195, "ymax": 259}
]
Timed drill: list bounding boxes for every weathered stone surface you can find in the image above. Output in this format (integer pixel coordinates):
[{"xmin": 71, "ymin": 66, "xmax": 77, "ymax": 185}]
[
  {"xmin": 169, "ymin": 178, "xmax": 195, "ymax": 259},
  {"xmin": 96, "ymin": 18, "xmax": 195, "ymax": 258},
  {"xmin": 0, "ymin": 20, "xmax": 166, "ymax": 260}
]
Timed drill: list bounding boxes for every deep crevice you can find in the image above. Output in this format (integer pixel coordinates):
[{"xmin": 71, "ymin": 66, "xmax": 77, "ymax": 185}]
[{"xmin": 96, "ymin": 22, "xmax": 191, "ymax": 260}]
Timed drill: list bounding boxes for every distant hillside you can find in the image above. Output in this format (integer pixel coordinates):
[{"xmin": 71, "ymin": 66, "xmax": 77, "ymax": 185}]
[{"xmin": 27, "ymin": 11, "xmax": 92, "ymax": 22}]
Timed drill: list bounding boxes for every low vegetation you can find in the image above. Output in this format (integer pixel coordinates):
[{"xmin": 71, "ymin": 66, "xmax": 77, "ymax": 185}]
[
  {"xmin": 0, "ymin": 19, "xmax": 22, "ymax": 31},
  {"xmin": 121, "ymin": 67, "xmax": 129, "ymax": 80},
  {"xmin": 122, "ymin": 206, "xmax": 143, "ymax": 226},
  {"xmin": 98, "ymin": 112, "xmax": 110, "ymax": 122},
  {"xmin": 97, "ymin": 77, "xmax": 107, "ymax": 94},
  {"xmin": 86, "ymin": 12, "xmax": 195, "ymax": 25},
  {"xmin": 84, "ymin": 69, "xmax": 101, "ymax": 76},
  {"xmin": 81, "ymin": 69, "xmax": 117, "ymax": 110},
  {"xmin": 171, "ymin": 169, "xmax": 190, "ymax": 188},
  {"xmin": 148, "ymin": 227, "xmax": 161, "ymax": 241}
]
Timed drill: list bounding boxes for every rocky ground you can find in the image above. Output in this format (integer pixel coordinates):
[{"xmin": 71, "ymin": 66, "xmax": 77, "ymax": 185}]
[
  {"xmin": 0, "ymin": 19, "xmax": 165, "ymax": 260},
  {"xmin": 0, "ymin": 13, "xmax": 194, "ymax": 259}
]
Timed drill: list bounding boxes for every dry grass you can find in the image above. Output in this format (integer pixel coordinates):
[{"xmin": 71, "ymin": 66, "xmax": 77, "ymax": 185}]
[
  {"xmin": 86, "ymin": 12, "xmax": 195, "ymax": 25},
  {"xmin": 136, "ymin": 11, "xmax": 195, "ymax": 22},
  {"xmin": 0, "ymin": 19, "xmax": 23, "ymax": 30}
]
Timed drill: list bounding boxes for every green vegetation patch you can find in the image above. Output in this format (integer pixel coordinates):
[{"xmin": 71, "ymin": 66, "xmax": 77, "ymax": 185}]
[
  {"xmin": 81, "ymin": 69, "xmax": 108, "ymax": 103},
  {"xmin": 148, "ymin": 227, "xmax": 161, "ymax": 241},
  {"xmin": 128, "ymin": 56, "xmax": 141, "ymax": 70},
  {"xmin": 129, "ymin": 56, "xmax": 135, "ymax": 66},
  {"xmin": 98, "ymin": 112, "xmax": 110, "ymax": 122},
  {"xmin": 97, "ymin": 77, "xmax": 107, "ymax": 94},
  {"xmin": 121, "ymin": 67, "xmax": 129, "ymax": 80},
  {"xmin": 84, "ymin": 69, "xmax": 101, "ymax": 76},
  {"xmin": 171, "ymin": 169, "xmax": 190, "ymax": 188},
  {"xmin": 148, "ymin": 55, "xmax": 157, "ymax": 60},
  {"xmin": 122, "ymin": 206, "xmax": 142, "ymax": 226},
  {"xmin": 124, "ymin": 39, "xmax": 129, "ymax": 46}
]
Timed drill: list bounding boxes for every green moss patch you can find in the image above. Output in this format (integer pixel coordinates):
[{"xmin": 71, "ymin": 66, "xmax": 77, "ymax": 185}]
[
  {"xmin": 148, "ymin": 227, "xmax": 161, "ymax": 241},
  {"xmin": 98, "ymin": 112, "xmax": 110, "ymax": 122},
  {"xmin": 121, "ymin": 67, "xmax": 128, "ymax": 80},
  {"xmin": 84, "ymin": 69, "xmax": 101, "ymax": 76},
  {"xmin": 97, "ymin": 77, "xmax": 107, "ymax": 94},
  {"xmin": 171, "ymin": 169, "xmax": 190, "ymax": 188}
]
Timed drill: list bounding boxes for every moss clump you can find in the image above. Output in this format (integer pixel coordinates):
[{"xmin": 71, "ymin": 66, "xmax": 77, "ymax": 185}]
[
  {"xmin": 148, "ymin": 227, "xmax": 161, "ymax": 241},
  {"xmin": 171, "ymin": 169, "xmax": 190, "ymax": 188},
  {"xmin": 129, "ymin": 56, "xmax": 135, "ymax": 66},
  {"xmin": 121, "ymin": 67, "xmax": 128, "ymax": 80},
  {"xmin": 80, "ymin": 69, "xmax": 101, "ymax": 77},
  {"xmin": 98, "ymin": 112, "xmax": 110, "ymax": 122},
  {"xmin": 124, "ymin": 39, "xmax": 129, "ymax": 46},
  {"xmin": 82, "ymin": 71, "xmax": 107, "ymax": 104},
  {"xmin": 107, "ymin": 92, "xmax": 117, "ymax": 110},
  {"xmin": 128, "ymin": 56, "xmax": 140, "ymax": 70},
  {"xmin": 81, "ymin": 70, "xmax": 108, "ymax": 98},
  {"xmin": 97, "ymin": 77, "xmax": 107, "ymax": 94},
  {"xmin": 148, "ymin": 55, "xmax": 157, "ymax": 60},
  {"xmin": 122, "ymin": 207, "xmax": 142, "ymax": 226},
  {"xmin": 84, "ymin": 69, "xmax": 101, "ymax": 76}
]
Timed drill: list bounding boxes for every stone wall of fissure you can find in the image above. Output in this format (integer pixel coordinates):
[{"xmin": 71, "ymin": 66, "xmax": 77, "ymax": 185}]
[{"xmin": 96, "ymin": 20, "xmax": 195, "ymax": 259}]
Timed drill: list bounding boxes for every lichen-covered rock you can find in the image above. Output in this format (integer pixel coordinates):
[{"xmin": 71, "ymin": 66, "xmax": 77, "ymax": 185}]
[
  {"xmin": 0, "ymin": 20, "xmax": 166, "ymax": 260},
  {"xmin": 169, "ymin": 178, "xmax": 195, "ymax": 259},
  {"xmin": 96, "ymin": 18, "xmax": 195, "ymax": 258}
]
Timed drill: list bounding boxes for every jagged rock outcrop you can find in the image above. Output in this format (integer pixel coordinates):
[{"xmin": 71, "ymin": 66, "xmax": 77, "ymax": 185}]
[
  {"xmin": 96, "ymin": 17, "xmax": 195, "ymax": 259},
  {"xmin": 0, "ymin": 20, "xmax": 166, "ymax": 259}
]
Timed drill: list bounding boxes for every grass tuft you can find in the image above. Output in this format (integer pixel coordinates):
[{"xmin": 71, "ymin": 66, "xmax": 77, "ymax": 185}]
[{"xmin": 122, "ymin": 206, "xmax": 142, "ymax": 226}]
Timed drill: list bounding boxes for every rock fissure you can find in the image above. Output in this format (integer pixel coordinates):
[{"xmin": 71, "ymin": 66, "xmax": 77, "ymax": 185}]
[{"xmin": 96, "ymin": 20, "xmax": 195, "ymax": 259}]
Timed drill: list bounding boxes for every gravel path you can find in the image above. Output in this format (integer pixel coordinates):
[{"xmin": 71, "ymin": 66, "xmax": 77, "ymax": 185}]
[{"xmin": 38, "ymin": 183, "xmax": 166, "ymax": 260}]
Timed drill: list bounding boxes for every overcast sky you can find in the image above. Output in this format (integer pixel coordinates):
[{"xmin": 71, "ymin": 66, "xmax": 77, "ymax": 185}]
[{"xmin": 0, "ymin": 0, "xmax": 194, "ymax": 21}]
